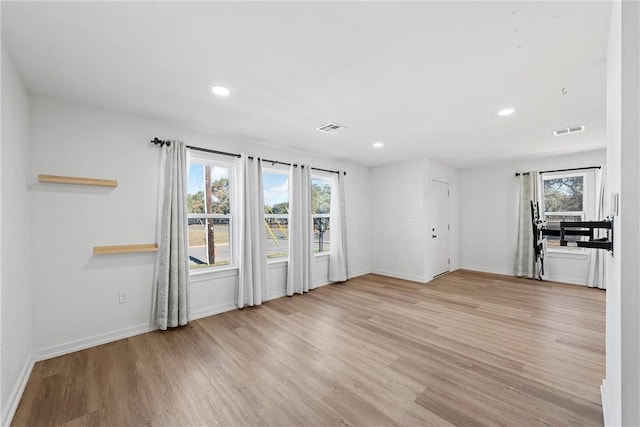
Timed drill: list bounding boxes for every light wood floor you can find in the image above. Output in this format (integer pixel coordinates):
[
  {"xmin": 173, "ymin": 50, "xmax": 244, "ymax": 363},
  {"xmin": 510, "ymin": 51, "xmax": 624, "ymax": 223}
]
[{"xmin": 12, "ymin": 270, "xmax": 605, "ymax": 426}]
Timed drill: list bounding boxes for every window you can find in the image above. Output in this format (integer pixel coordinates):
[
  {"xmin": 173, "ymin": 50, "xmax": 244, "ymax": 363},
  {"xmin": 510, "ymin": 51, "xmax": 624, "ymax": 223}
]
[
  {"xmin": 312, "ymin": 177, "xmax": 332, "ymax": 254},
  {"xmin": 263, "ymin": 169, "xmax": 289, "ymax": 259},
  {"xmin": 187, "ymin": 156, "xmax": 233, "ymax": 270},
  {"xmin": 542, "ymin": 173, "xmax": 586, "ymax": 250},
  {"xmin": 261, "ymin": 170, "xmax": 334, "ymax": 259}
]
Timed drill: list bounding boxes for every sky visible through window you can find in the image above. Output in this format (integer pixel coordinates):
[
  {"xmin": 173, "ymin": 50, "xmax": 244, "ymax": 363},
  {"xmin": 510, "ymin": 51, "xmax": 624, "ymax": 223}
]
[
  {"xmin": 188, "ymin": 164, "xmax": 228, "ymax": 194},
  {"xmin": 188, "ymin": 166, "xmax": 317, "ymax": 208},
  {"xmin": 263, "ymin": 173, "xmax": 288, "ymax": 207}
]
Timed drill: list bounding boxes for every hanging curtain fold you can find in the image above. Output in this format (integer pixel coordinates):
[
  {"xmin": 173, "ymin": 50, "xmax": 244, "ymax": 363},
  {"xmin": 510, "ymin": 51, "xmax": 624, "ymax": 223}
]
[
  {"xmin": 236, "ymin": 155, "xmax": 267, "ymax": 308},
  {"xmin": 515, "ymin": 171, "xmax": 539, "ymax": 279},
  {"xmin": 587, "ymin": 165, "xmax": 607, "ymax": 289},
  {"xmin": 287, "ymin": 165, "xmax": 314, "ymax": 295},
  {"xmin": 153, "ymin": 140, "xmax": 190, "ymax": 329},
  {"xmin": 329, "ymin": 171, "xmax": 348, "ymax": 282}
]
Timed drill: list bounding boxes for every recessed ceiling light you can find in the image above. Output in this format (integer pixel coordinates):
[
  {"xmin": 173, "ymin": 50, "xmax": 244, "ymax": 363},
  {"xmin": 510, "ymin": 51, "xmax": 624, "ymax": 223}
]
[
  {"xmin": 497, "ymin": 108, "xmax": 515, "ymax": 116},
  {"xmin": 373, "ymin": 142, "xmax": 384, "ymax": 148},
  {"xmin": 211, "ymin": 86, "xmax": 231, "ymax": 97}
]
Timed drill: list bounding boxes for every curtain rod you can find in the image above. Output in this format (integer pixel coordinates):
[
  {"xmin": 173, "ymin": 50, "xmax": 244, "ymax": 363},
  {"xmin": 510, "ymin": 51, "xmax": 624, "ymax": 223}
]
[
  {"xmin": 515, "ymin": 165, "xmax": 601, "ymax": 177},
  {"xmin": 151, "ymin": 137, "xmax": 345, "ymax": 175}
]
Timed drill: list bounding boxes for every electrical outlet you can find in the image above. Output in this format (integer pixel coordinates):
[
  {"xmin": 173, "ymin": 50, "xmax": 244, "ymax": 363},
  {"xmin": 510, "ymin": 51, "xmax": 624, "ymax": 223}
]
[{"xmin": 118, "ymin": 291, "xmax": 129, "ymax": 304}]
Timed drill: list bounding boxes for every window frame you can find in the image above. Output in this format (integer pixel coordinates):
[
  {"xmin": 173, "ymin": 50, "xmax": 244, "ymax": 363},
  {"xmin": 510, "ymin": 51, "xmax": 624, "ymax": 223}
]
[
  {"xmin": 263, "ymin": 165, "xmax": 290, "ymax": 261},
  {"xmin": 311, "ymin": 173, "xmax": 333, "ymax": 256},
  {"xmin": 186, "ymin": 152, "xmax": 236, "ymax": 273},
  {"xmin": 540, "ymin": 171, "xmax": 589, "ymax": 253}
]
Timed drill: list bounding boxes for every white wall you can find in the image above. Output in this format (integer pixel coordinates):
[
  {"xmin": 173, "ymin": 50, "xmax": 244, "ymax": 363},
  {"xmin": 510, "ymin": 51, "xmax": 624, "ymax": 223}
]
[
  {"xmin": 1, "ymin": 44, "xmax": 33, "ymax": 425},
  {"xmin": 619, "ymin": 2, "xmax": 640, "ymax": 423},
  {"xmin": 370, "ymin": 159, "xmax": 425, "ymax": 281},
  {"xmin": 28, "ymin": 95, "xmax": 371, "ymax": 359},
  {"xmin": 459, "ymin": 149, "xmax": 606, "ymax": 285},
  {"xmin": 603, "ymin": 3, "xmax": 622, "ymax": 424},
  {"xmin": 602, "ymin": 2, "xmax": 640, "ymax": 425},
  {"xmin": 370, "ymin": 157, "xmax": 459, "ymax": 283}
]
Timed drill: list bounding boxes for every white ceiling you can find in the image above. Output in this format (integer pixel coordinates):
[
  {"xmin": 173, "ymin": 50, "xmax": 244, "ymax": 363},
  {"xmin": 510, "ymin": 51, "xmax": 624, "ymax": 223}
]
[{"xmin": 1, "ymin": 1, "xmax": 612, "ymax": 169}]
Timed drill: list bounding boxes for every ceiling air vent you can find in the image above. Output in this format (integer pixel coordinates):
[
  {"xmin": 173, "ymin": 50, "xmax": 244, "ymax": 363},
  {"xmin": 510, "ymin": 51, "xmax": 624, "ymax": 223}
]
[
  {"xmin": 316, "ymin": 122, "xmax": 344, "ymax": 134},
  {"xmin": 553, "ymin": 124, "xmax": 585, "ymax": 137}
]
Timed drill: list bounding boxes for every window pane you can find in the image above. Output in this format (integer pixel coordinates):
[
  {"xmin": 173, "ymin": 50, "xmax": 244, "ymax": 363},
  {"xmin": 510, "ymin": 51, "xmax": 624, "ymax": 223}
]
[
  {"xmin": 208, "ymin": 166, "xmax": 230, "ymax": 214},
  {"xmin": 188, "ymin": 164, "xmax": 230, "ymax": 214},
  {"xmin": 264, "ymin": 171, "xmax": 289, "ymax": 258},
  {"xmin": 312, "ymin": 179, "xmax": 331, "ymax": 214},
  {"xmin": 263, "ymin": 172, "xmax": 289, "ymax": 215},
  {"xmin": 187, "ymin": 157, "xmax": 233, "ymax": 270},
  {"xmin": 188, "ymin": 217, "xmax": 231, "ymax": 269},
  {"xmin": 543, "ymin": 176, "xmax": 584, "ymax": 212},
  {"xmin": 265, "ymin": 215, "xmax": 289, "ymax": 258},
  {"xmin": 314, "ymin": 217, "xmax": 330, "ymax": 253},
  {"xmin": 187, "ymin": 163, "xmax": 205, "ymax": 214}
]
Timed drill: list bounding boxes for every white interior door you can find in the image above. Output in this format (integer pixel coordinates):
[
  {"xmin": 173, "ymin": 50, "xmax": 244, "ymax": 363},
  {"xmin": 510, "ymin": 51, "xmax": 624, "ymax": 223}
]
[{"xmin": 431, "ymin": 180, "xmax": 450, "ymax": 278}]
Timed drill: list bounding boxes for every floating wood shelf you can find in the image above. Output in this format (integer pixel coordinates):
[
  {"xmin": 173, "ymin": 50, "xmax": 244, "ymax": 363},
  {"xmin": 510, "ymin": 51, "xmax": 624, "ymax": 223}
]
[
  {"xmin": 39, "ymin": 174, "xmax": 118, "ymax": 187},
  {"xmin": 93, "ymin": 243, "xmax": 158, "ymax": 255}
]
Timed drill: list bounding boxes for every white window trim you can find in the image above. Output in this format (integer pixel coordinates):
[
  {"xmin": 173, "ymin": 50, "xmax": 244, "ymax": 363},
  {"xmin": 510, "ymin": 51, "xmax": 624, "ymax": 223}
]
[
  {"xmin": 546, "ymin": 251, "xmax": 589, "ymax": 260},
  {"xmin": 541, "ymin": 171, "xmax": 591, "ymax": 254},
  {"xmin": 187, "ymin": 152, "xmax": 236, "ymax": 274},
  {"xmin": 261, "ymin": 169, "xmax": 335, "ymax": 260},
  {"xmin": 190, "ymin": 265, "xmax": 239, "ymax": 281},
  {"xmin": 311, "ymin": 174, "xmax": 332, "ymax": 256},
  {"xmin": 263, "ymin": 167, "xmax": 290, "ymax": 260}
]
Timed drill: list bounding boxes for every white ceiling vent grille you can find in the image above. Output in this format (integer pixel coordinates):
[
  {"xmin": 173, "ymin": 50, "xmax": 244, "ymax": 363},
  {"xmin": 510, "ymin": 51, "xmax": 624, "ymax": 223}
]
[
  {"xmin": 316, "ymin": 122, "xmax": 345, "ymax": 134},
  {"xmin": 553, "ymin": 124, "xmax": 585, "ymax": 137}
]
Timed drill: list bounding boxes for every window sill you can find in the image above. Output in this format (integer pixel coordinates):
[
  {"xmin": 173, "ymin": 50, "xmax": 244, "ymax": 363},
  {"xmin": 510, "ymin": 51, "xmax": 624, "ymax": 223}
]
[
  {"xmin": 546, "ymin": 250, "xmax": 589, "ymax": 260},
  {"xmin": 266, "ymin": 254, "xmax": 330, "ymax": 266},
  {"xmin": 190, "ymin": 266, "xmax": 238, "ymax": 282}
]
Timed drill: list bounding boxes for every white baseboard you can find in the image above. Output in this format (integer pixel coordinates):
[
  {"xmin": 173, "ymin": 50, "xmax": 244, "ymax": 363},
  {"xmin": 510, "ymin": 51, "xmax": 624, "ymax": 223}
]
[
  {"xmin": 33, "ymin": 322, "xmax": 155, "ymax": 362},
  {"xmin": 267, "ymin": 289, "xmax": 287, "ymax": 301},
  {"xmin": 35, "ymin": 301, "xmax": 255, "ymax": 361},
  {"xmin": 348, "ymin": 268, "xmax": 372, "ymax": 279},
  {"xmin": 370, "ymin": 269, "xmax": 428, "ymax": 284},
  {"xmin": 190, "ymin": 302, "xmax": 238, "ymax": 321},
  {"xmin": 601, "ymin": 381, "xmax": 609, "ymax": 427},
  {"xmin": 266, "ymin": 280, "xmax": 331, "ymax": 301},
  {"xmin": 2, "ymin": 356, "xmax": 35, "ymax": 427},
  {"xmin": 33, "ymin": 282, "xmax": 345, "ymax": 362},
  {"xmin": 546, "ymin": 274, "xmax": 587, "ymax": 286},
  {"xmin": 459, "ymin": 264, "xmax": 514, "ymax": 277},
  {"xmin": 601, "ymin": 379, "xmax": 619, "ymax": 427},
  {"xmin": 313, "ymin": 280, "xmax": 331, "ymax": 289},
  {"xmin": 459, "ymin": 265, "xmax": 589, "ymax": 286}
]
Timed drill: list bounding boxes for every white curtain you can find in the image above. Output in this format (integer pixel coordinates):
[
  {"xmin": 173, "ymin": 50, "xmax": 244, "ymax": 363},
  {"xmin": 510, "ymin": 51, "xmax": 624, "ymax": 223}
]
[
  {"xmin": 515, "ymin": 171, "xmax": 539, "ymax": 279},
  {"xmin": 587, "ymin": 165, "xmax": 606, "ymax": 289},
  {"xmin": 154, "ymin": 140, "xmax": 190, "ymax": 329},
  {"xmin": 236, "ymin": 155, "xmax": 267, "ymax": 308},
  {"xmin": 329, "ymin": 171, "xmax": 348, "ymax": 282},
  {"xmin": 287, "ymin": 165, "xmax": 313, "ymax": 295}
]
